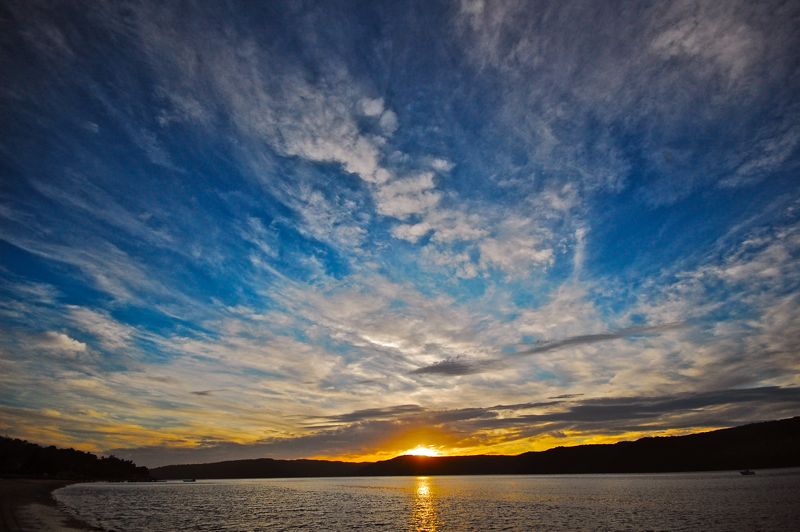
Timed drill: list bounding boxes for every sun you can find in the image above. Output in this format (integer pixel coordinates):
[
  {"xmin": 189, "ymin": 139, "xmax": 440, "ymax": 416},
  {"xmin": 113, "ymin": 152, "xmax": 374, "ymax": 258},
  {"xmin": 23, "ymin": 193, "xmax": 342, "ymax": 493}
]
[{"xmin": 403, "ymin": 445, "xmax": 441, "ymax": 457}]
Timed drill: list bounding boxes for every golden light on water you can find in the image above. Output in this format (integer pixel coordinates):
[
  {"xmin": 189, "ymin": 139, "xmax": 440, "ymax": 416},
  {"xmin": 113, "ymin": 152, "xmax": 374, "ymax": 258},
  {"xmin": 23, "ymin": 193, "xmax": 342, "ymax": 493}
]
[
  {"xmin": 416, "ymin": 481, "xmax": 430, "ymax": 497},
  {"xmin": 403, "ymin": 445, "xmax": 441, "ymax": 457},
  {"xmin": 412, "ymin": 477, "xmax": 436, "ymax": 531}
]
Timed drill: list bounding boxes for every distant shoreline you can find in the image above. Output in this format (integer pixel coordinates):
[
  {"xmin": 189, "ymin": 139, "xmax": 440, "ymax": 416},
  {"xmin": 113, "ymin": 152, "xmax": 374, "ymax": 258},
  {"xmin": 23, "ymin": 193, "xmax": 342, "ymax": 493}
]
[
  {"xmin": 151, "ymin": 417, "xmax": 800, "ymax": 480},
  {"xmin": 149, "ymin": 466, "xmax": 800, "ymax": 481},
  {"xmin": 0, "ymin": 478, "xmax": 96, "ymax": 531}
]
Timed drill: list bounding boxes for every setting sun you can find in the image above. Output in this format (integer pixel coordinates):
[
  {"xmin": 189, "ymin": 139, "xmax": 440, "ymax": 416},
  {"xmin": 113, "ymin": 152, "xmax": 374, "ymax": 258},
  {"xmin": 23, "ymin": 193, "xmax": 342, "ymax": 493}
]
[{"xmin": 403, "ymin": 445, "xmax": 441, "ymax": 457}]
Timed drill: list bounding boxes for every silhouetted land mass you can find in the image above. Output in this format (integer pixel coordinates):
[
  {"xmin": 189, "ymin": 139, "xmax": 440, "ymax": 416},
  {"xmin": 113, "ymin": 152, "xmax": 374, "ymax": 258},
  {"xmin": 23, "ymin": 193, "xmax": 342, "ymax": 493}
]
[
  {"xmin": 152, "ymin": 417, "xmax": 800, "ymax": 479},
  {"xmin": 0, "ymin": 436, "xmax": 149, "ymax": 480},
  {"xmin": 153, "ymin": 457, "xmax": 365, "ymax": 479}
]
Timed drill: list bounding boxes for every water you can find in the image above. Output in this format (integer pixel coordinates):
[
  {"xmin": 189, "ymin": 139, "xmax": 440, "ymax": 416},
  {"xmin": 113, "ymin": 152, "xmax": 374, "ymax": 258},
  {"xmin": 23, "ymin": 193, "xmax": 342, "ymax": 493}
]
[{"xmin": 55, "ymin": 469, "xmax": 800, "ymax": 531}]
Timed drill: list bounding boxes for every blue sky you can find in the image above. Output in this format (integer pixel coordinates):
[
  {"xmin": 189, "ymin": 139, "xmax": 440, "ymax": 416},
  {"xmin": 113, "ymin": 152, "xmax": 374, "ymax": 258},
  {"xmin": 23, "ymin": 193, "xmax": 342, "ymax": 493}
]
[{"xmin": 1, "ymin": 0, "xmax": 799, "ymax": 466}]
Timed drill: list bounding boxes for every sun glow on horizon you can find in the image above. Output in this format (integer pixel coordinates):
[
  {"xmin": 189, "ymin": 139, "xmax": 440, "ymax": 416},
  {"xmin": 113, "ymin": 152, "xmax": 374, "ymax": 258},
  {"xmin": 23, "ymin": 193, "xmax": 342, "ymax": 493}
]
[
  {"xmin": 310, "ymin": 425, "xmax": 724, "ymax": 464},
  {"xmin": 402, "ymin": 445, "xmax": 441, "ymax": 457}
]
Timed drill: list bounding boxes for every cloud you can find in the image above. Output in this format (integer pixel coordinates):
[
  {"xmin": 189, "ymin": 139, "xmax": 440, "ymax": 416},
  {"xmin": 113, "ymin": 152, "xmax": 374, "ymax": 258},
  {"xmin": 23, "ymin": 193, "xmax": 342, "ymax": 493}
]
[
  {"xmin": 128, "ymin": 3, "xmax": 396, "ymax": 189},
  {"xmin": 392, "ymin": 208, "xmax": 486, "ymax": 245},
  {"xmin": 721, "ymin": 124, "xmax": 800, "ymax": 188},
  {"xmin": 378, "ymin": 110, "xmax": 398, "ymax": 135},
  {"xmin": 280, "ymin": 184, "xmax": 369, "ymax": 250},
  {"xmin": 454, "ymin": 0, "xmax": 797, "ymax": 203},
  {"xmin": 512, "ymin": 386, "xmax": 800, "ymax": 426},
  {"xmin": 411, "ymin": 357, "xmax": 502, "ymax": 376},
  {"xmin": 513, "ymin": 322, "xmax": 687, "ymax": 356},
  {"xmin": 650, "ymin": 3, "xmax": 763, "ymax": 81},
  {"xmin": 391, "ymin": 193, "xmax": 575, "ymax": 278},
  {"xmin": 359, "ymin": 97, "xmax": 384, "ymax": 117},
  {"xmin": 375, "ymin": 172, "xmax": 441, "ymax": 219},
  {"xmin": 0, "ymin": 222, "xmax": 179, "ymax": 305},
  {"xmin": 429, "ymin": 158, "xmax": 454, "ymax": 172},
  {"xmin": 413, "ymin": 322, "xmax": 686, "ymax": 376},
  {"xmin": 478, "ymin": 216, "xmax": 554, "ymax": 275},
  {"xmin": 67, "ymin": 306, "xmax": 135, "ymax": 351},
  {"xmin": 36, "ymin": 331, "xmax": 87, "ymax": 354},
  {"xmin": 315, "ymin": 404, "xmax": 425, "ymax": 423}
]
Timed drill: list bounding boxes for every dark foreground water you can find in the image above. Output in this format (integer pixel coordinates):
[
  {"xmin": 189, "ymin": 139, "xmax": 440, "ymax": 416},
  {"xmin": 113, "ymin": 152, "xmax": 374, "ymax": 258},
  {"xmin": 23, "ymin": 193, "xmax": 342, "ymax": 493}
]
[{"xmin": 55, "ymin": 469, "xmax": 800, "ymax": 531}]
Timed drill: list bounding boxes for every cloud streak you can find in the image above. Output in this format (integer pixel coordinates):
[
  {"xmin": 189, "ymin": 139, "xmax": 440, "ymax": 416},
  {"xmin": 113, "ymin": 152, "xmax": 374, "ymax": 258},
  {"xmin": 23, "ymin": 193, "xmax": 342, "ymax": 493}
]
[
  {"xmin": 512, "ymin": 322, "xmax": 687, "ymax": 356},
  {"xmin": 413, "ymin": 322, "xmax": 687, "ymax": 376}
]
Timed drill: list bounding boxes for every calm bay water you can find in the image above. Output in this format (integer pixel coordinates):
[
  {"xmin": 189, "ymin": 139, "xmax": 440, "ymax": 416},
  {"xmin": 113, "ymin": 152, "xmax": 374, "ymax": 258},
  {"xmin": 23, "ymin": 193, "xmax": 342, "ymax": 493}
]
[{"xmin": 55, "ymin": 469, "xmax": 800, "ymax": 531}]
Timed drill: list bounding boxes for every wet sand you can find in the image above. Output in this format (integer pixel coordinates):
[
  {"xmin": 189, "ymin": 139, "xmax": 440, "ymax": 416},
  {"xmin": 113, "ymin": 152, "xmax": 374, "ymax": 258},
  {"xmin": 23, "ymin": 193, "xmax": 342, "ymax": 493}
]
[{"xmin": 0, "ymin": 479, "xmax": 95, "ymax": 531}]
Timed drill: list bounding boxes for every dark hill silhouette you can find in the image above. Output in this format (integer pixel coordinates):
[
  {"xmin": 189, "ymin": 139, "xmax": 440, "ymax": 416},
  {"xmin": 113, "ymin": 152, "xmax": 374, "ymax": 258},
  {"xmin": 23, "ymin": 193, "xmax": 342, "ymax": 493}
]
[
  {"xmin": 0, "ymin": 436, "xmax": 149, "ymax": 480},
  {"xmin": 152, "ymin": 457, "xmax": 365, "ymax": 479},
  {"xmin": 152, "ymin": 416, "xmax": 800, "ymax": 479}
]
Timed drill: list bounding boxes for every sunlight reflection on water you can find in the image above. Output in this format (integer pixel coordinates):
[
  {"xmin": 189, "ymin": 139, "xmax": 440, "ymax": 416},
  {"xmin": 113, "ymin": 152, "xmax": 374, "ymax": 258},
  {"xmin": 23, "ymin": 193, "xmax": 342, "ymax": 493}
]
[{"xmin": 412, "ymin": 477, "xmax": 436, "ymax": 531}]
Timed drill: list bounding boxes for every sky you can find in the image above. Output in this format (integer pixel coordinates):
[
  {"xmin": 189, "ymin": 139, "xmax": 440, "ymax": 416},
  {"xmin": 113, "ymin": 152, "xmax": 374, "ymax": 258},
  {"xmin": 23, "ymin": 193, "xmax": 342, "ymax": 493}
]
[{"xmin": 1, "ymin": 0, "xmax": 799, "ymax": 468}]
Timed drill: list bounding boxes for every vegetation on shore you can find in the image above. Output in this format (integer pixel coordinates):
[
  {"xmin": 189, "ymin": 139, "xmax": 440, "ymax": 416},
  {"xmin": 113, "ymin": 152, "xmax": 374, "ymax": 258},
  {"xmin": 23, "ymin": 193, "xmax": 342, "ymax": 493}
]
[{"xmin": 0, "ymin": 437, "xmax": 149, "ymax": 481}]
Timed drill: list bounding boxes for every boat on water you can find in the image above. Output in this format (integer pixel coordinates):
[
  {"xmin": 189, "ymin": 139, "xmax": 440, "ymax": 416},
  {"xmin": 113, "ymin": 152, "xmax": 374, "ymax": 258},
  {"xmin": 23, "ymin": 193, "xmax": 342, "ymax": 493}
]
[
  {"xmin": 182, "ymin": 478, "xmax": 197, "ymax": 482},
  {"xmin": 740, "ymin": 469, "xmax": 756, "ymax": 475}
]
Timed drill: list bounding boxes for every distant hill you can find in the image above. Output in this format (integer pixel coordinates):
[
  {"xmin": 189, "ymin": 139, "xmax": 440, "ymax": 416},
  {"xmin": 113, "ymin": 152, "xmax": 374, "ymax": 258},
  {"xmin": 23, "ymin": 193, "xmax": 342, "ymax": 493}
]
[
  {"xmin": 151, "ymin": 417, "xmax": 800, "ymax": 479},
  {"xmin": 152, "ymin": 457, "xmax": 365, "ymax": 480},
  {"xmin": 0, "ymin": 436, "xmax": 149, "ymax": 480}
]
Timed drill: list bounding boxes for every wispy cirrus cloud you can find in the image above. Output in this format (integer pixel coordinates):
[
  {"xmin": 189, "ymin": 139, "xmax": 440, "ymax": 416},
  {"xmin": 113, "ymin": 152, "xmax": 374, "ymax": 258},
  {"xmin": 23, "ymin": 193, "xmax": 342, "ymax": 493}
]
[
  {"xmin": 455, "ymin": 0, "xmax": 799, "ymax": 204},
  {"xmin": 34, "ymin": 331, "xmax": 87, "ymax": 354},
  {"xmin": 413, "ymin": 322, "xmax": 686, "ymax": 376}
]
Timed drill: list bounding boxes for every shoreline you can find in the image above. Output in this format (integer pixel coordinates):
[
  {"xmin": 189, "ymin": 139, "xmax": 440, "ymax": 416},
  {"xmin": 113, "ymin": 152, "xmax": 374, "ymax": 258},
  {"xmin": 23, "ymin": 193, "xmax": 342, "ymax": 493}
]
[{"xmin": 0, "ymin": 479, "xmax": 97, "ymax": 531}]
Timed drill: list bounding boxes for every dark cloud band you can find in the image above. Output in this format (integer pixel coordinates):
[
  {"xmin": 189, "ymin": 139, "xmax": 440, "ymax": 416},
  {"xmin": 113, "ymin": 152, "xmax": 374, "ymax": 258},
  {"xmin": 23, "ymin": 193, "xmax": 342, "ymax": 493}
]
[{"xmin": 413, "ymin": 322, "xmax": 686, "ymax": 376}]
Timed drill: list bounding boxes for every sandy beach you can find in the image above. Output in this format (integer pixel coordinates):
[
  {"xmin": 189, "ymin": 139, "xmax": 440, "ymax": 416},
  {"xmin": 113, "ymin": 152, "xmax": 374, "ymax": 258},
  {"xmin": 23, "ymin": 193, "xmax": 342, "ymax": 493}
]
[{"xmin": 0, "ymin": 479, "xmax": 95, "ymax": 531}]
